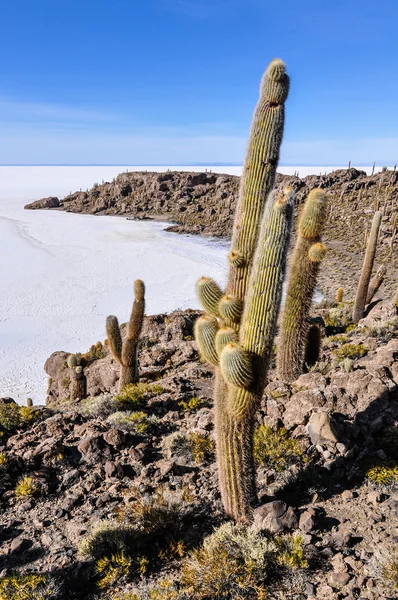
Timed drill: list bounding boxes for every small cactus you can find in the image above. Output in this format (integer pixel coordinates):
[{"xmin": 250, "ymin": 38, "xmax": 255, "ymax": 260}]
[
  {"xmin": 277, "ymin": 189, "xmax": 328, "ymax": 383},
  {"xmin": 106, "ymin": 280, "xmax": 146, "ymax": 392},
  {"xmin": 335, "ymin": 287, "xmax": 344, "ymax": 303},
  {"xmin": 352, "ymin": 211, "xmax": 382, "ymax": 322},
  {"xmin": 67, "ymin": 353, "xmax": 87, "ymax": 401}
]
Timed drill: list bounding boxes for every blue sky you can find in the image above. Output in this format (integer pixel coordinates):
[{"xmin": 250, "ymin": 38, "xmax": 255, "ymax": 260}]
[{"xmin": 1, "ymin": 0, "xmax": 397, "ymax": 165}]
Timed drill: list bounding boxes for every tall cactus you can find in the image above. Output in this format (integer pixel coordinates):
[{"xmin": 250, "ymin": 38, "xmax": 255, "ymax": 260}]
[
  {"xmin": 277, "ymin": 189, "xmax": 328, "ymax": 383},
  {"xmin": 195, "ymin": 58, "xmax": 291, "ymax": 522},
  {"xmin": 106, "ymin": 280, "xmax": 145, "ymax": 392},
  {"xmin": 352, "ymin": 211, "xmax": 382, "ymax": 322}
]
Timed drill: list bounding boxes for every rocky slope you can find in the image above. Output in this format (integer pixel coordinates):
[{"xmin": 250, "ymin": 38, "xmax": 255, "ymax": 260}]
[
  {"xmin": 1, "ymin": 302, "xmax": 398, "ymax": 599},
  {"xmin": 25, "ymin": 168, "xmax": 398, "ymax": 299}
]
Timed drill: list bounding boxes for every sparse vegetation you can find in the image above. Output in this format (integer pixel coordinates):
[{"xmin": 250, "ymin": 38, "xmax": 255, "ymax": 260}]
[
  {"xmin": 107, "ymin": 411, "xmax": 159, "ymax": 434},
  {"xmin": 333, "ymin": 343, "xmax": 369, "ymax": 361},
  {"xmin": 0, "ymin": 573, "xmax": 57, "ymax": 600},
  {"xmin": 96, "ymin": 552, "xmax": 132, "ymax": 589},
  {"xmin": 0, "ymin": 399, "xmax": 40, "ymax": 434},
  {"xmin": 15, "ymin": 475, "xmax": 39, "ymax": 498},
  {"xmin": 366, "ymin": 463, "xmax": 398, "ymax": 486},
  {"xmin": 178, "ymin": 396, "xmax": 203, "ymax": 412},
  {"xmin": 253, "ymin": 426, "xmax": 306, "ymax": 472},
  {"xmin": 189, "ymin": 432, "xmax": 215, "ymax": 464},
  {"xmin": 115, "ymin": 383, "xmax": 164, "ymax": 410}
]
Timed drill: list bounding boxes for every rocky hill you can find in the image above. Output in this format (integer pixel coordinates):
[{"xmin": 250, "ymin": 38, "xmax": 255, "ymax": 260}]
[
  {"xmin": 25, "ymin": 168, "xmax": 398, "ymax": 299},
  {"xmin": 1, "ymin": 301, "xmax": 398, "ymax": 599}
]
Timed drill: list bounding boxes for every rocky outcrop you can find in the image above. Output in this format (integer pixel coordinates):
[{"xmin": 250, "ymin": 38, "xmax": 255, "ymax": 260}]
[
  {"xmin": 1, "ymin": 301, "xmax": 398, "ymax": 598},
  {"xmin": 25, "ymin": 168, "xmax": 398, "ymax": 298}
]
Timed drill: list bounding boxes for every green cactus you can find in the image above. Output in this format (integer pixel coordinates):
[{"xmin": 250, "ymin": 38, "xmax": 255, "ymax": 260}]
[
  {"xmin": 196, "ymin": 188, "xmax": 293, "ymax": 521},
  {"xmin": 106, "ymin": 279, "xmax": 146, "ymax": 392},
  {"xmin": 226, "ymin": 59, "xmax": 290, "ymax": 301},
  {"xmin": 277, "ymin": 189, "xmax": 328, "ymax": 383},
  {"xmin": 366, "ymin": 264, "xmax": 386, "ymax": 305},
  {"xmin": 352, "ymin": 211, "xmax": 382, "ymax": 322},
  {"xmin": 194, "ymin": 60, "xmax": 291, "ymax": 522},
  {"xmin": 336, "ymin": 287, "xmax": 344, "ymax": 303}
]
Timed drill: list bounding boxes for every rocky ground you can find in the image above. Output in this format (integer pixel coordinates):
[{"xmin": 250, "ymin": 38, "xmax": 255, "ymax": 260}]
[
  {"xmin": 25, "ymin": 168, "xmax": 398, "ymax": 299},
  {"xmin": 1, "ymin": 300, "xmax": 398, "ymax": 599}
]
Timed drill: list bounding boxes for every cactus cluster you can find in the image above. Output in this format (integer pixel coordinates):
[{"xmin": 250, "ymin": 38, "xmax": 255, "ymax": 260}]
[
  {"xmin": 106, "ymin": 280, "xmax": 146, "ymax": 392},
  {"xmin": 195, "ymin": 59, "xmax": 294, "ymax": 522}
]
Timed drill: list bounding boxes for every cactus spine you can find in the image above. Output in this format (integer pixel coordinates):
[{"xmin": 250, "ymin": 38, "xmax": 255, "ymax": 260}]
[
  {"xmin": 195, "ymin": 59, "xmax": 291, "ymax": 522},
  {"xmin": 352, "ymin": 211, "xmax": 382, "ymax": 322},
  {"xmin": 366, "ymin": 264, "xmax": 386, "ymax": 305},
  {"xmin": 277, "ymin": 189, "xmax": 328, "ymax": 383},
  {"xmin": 106, "ymin": 280, "xmax": 145, "ymax": 392}
]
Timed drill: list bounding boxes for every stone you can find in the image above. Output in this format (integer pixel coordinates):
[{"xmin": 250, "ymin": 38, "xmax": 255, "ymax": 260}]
[
  {"xmin": 299, "ymin": 510, "xmax": 316, "ymax": 532},
  {"xmin": 252, "ymin": 501, "xmax": 298, "ymax": 534},
  {"xmin": 307, "ymin": 412, "xmax": 339, "ymax": 445},
  {"xmin": 103, "ymin": 428, "xmax": 125, "ymax": 447},
  {"xmin": 329, "ymin": 572, "xmax": 351, "ymax": 588},
  {"xmin": 10, "ymin": 536, "xmax": 32, "ymax": 553}
]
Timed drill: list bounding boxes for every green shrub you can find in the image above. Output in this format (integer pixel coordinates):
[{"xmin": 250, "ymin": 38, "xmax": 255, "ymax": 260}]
[
  {"xmin": 96, "ymin": 552, "xmax": 132, "ymax": 589},
  {"xmin": 383, "ymin": 558, "xmax": 398, "ymax": 590},
  {"xmin": 0, "ymin": 452, "xmax": 7, "ymax": 469},
  {"xmin": 0, "ymin": 573, "xmax": 57, "ymax": 600},
  {"xmin": 366, "ymin": 463, "xmax": 398, "ymax": 486},
  {"xmin": 189, "ymin": 432, "xmax": 215, "ymax": 464},
  {"xmin": 115, "ymin": 384, "xmax": 164, "ymax": 410},
  {"xmin": 274, "ymin": 534, "xmax": 308, "ymax": 569},
  {"xmin": 253, "ymin": 426, "xmax": 305, "ymax": 472},
  {"xmin": 107, "ymin": 411, "xmax": 159, "ymax": 434},
  {"xmin": 0, "ymin": 400, "xmax": 40, "ymax": 434},
  {"xmin": 178, "ymin": 397, "xmax": 203, "ymax": 412},
  {"xmin": 78, "ymin": 520, "xmax": 135, "ymax": 560},
  {"xmin": 15, "ymin": 476, "xmax": 39, "ymax": 498},
  {"xmin": 333, "ymin": 343, "xmax": 369, "ymax": 361},
  {"xmin": 80, "ymin": 393, "xmax": 118, "ymax": 418},
  {"xmin": 163, "ymin": 432, "xmax": 192, "ymax": 459}
]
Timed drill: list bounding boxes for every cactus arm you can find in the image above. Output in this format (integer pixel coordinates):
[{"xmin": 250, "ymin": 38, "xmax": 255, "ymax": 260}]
[
  {"xmin": 366, "ymin": 264, "xmax": 386, "ymax": 305},
  {"xmin": 106, "ymin": 315, "xmax": 123, "ymax": 365},
  {"xmin": 194, "ymin": 316, "xmax": 219, "ymax": 366},
  {"xmin": 196, "ymin": 277, "xmax": 223, "ymax": 317},
  {"xmin": 226, "ymin": 59, "xmax": 290, "ymax": 302},
  {"xmin": 277, "ymin": 189, "xmax": 328, "ymax": 383},
  {"xmin": 353, "ymin": 211, "xmax": 382, "ymax": 322}
]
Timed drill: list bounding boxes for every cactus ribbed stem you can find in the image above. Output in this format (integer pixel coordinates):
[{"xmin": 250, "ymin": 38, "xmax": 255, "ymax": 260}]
[
  {"xmin": 106, "ymin": 280, "xmax": 145, "ymax": 392},
  {"xmin": 353, "ymin": 211, "xmax": 382, "ymax": 323},
  {"xmin": 226, "ymin": 59, "xmax": 290, "ymax": 302},
  {"xmin": 219, "ymin": 188, "xmax": 294, "ymax": 520},
  {"xmin": 277, "ymin": 189, "xmax": 328, "ymax": 383},
  {"xmin": 366, "ymin": 264, "xmax": 386, "ymax": 305},
  {"xmin": 195, "ymin": 59, "xmax": 290, "ymax": 523}
]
